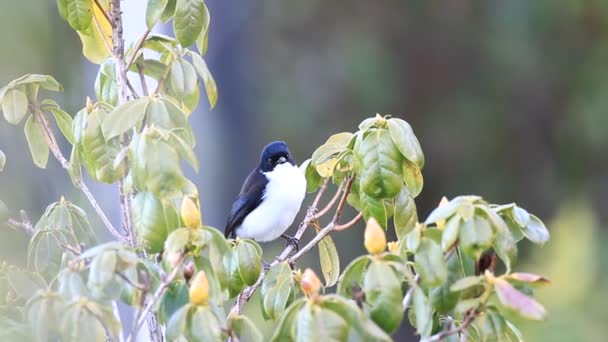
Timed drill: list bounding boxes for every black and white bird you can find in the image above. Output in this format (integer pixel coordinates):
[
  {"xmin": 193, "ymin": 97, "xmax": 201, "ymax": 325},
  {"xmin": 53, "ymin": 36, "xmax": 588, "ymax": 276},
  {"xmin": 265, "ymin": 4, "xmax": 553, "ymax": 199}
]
[{"xmin": 224, "ymin": 141, "xmax": 306, "ymax": 249}]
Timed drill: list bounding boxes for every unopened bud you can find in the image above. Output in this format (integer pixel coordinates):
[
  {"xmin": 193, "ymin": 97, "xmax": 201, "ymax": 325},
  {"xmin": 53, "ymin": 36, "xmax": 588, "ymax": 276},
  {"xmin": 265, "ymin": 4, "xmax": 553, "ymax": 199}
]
[
  {"xmin": 189, "ymin": 271, "xmax": 210, "ymax": 305},
  {"xmin": 364, "ymin": 218, "xmax": 387, "ymax": 255},
  {"xmin": 436, "ymin": 196, "xmax": 449, "ymax": 229},
  {"xmin": 180, "ymin": 196, "xmax": 201, "ymax": 228},
  {"xmin": 300, "ymin": 268, "xmax": 321, "ymax": 296},
  {"xmin": 166, "ymin": 250, "xmax": 181, "ymax": 268}
]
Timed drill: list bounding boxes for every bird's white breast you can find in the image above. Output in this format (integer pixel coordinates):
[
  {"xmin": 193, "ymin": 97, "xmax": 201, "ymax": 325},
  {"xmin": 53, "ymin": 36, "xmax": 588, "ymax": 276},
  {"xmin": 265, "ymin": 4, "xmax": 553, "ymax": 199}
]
[{"xmin": 235, "ymin": 163, "xmax": 306, "ymax": 242}]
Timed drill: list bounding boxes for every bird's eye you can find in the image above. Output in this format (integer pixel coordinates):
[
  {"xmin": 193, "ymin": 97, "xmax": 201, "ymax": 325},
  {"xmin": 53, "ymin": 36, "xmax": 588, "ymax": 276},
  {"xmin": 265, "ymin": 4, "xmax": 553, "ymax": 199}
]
[{"xmin": 268, "ymin": 158, "xmax": 273, "ymax": 164}]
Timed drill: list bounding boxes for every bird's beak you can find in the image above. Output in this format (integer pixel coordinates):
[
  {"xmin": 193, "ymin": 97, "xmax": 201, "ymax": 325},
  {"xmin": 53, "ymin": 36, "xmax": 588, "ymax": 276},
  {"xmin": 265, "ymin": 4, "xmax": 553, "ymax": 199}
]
[{"xmin": 278, "ymin": 156, "xmax": 287, "ymax": 164}]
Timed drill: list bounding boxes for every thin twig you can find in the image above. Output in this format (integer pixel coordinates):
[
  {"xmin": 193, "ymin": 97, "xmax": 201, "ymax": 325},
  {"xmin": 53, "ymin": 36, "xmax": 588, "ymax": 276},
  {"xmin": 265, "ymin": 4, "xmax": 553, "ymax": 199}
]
[
  {"xmin": 334, "ymin": 212, "xmax": 363, "ymax": 231},
  {"xmin": 7, "ymin": 210, "xmax": 34, "ymax": 235},
  {"xmin": 125, "ymin": 29, "xmax": 152, "ymax": 73},
  {"xmin": 116, "ymin": 271, "xmax": 148, "ymax": 291},
  {"xmin": 127, "ymin": 255, "xmax": 186, "ymax": 342},
  {"xmin": 137, "ymin": 62, "xmax": 150, "ymax": 96},
  {"xmin": 33, "ymin": 110, "xmax": 125, "ymax": 242},
  {"xmin": 421, "ymin": 310, "xmax": 478, "ymax": 342},
  {"xmin": 313, "ymin": 182, "xmax": 344, "ymax": 219}
]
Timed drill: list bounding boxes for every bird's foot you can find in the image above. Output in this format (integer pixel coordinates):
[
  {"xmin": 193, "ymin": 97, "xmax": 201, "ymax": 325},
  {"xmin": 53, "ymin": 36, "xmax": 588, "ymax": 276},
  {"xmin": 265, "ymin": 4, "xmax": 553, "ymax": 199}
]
[
  {"xmin": 281, "ymin": 234, "xmax": 300, "ymax": 253},
  {"xmin": 262, "ymin": 260, "xmax": 272, "ymax": 272}
]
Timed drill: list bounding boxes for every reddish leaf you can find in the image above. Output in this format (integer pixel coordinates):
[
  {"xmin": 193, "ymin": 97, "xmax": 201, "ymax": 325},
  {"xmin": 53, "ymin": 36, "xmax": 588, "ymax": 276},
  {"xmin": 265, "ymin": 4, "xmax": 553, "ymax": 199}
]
[{"xmin": 494, "ymin": 278, "xmax": 546, "ymax": 320}]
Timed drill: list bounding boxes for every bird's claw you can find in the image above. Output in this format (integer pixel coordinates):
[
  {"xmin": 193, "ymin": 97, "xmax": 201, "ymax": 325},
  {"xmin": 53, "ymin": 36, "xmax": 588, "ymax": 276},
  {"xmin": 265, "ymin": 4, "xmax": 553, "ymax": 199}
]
[
  {"xmin": 281, "ymin": 234, "xmax": 300, "ymax": 252},
  {"xmin": 262, "ymin": 260, "xmax": 272, "ymax": 272}
]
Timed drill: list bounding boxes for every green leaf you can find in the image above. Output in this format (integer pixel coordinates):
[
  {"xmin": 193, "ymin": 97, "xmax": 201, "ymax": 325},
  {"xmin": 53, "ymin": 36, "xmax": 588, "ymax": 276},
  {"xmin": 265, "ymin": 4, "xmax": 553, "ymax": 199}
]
[
  {"xmin": 441, "ymin": 215, "xmax": 460, "ymax": 252},
  {"xmin": 230, "ymin": 314, "xmax": 263, "ymax": 342},
  {"xmin": 415, "ymin": 237, "xmax": 447, "ymax": 287},
  {"xmin": 513, "ymin": 205, "xmax": 530, "ymax": 227},
  {"xmin": 24, "ymin": 115, "xmax": 49, "ymax": 168},
  {"xmin": 166, "ymin": 304, "xmax": 191, "ymax": 340},
  {"xmin": 319, "ymin": 235, "xmax": 340, "ymax": 287},
  {"xmin": 174, "ymin": 0, "xmax": 207, "ymax": 47},
  {"xmin": 478, "ymin": 309, "xmax": 507, "ymax": 341},
  {"xmin": 387, "ymin": 117, "xmax": 424, "ymax": 168},
  {"xmin": 146, "ymin": 0, "xmax": 169, "ymax": 29},
  {"xmin": 360, "ymin": 192, "xmax": 387, "ymax": 228},
  {"xmin": 165, "ymin": 227, "xmax": 190, "ymax": 252},
  {"xmin": 301, "ymin": 159, "xmax": 323, "ymax": 193},
  {"xmin": 133, "ymin": 192, "xmax": 181, "ymax": 253},
  {"xmin": 160, "ymin": 0, "xmax": 177, "ymax": 22},
  {"xmin": 425, "ymin": 196, "xmax": 480, "ymax": 225},
  {"xmin": 394, "ymin": 186, "xmax": 418, "ymax": 240},
  {"xmin": 336, "ymin": 255, "xmax": 370, "ymax": 298},
  {"xmin": 363, "ymin": 261, "xmax": 404, "ymax": 334},
  {"xmin": 146, "ymin": 97, "xmax": 195, "ymax": 145},
  {"xmin": 6, "ymin": 269, "xmax": 46, "ymax": 299},
  {"xmin": 494, "ymin": 278, "xmax": 546, "ymax": 320},
  {"xmin": 195, "ymin": 3, "xmax": 211, "ymax": 55},
  {"xmin": 2, "ymin": 89, "xmax": 28, "ymax": 125},
  {"xmin": 261, "ymin": 262, "xmax": 294, "ymax": 320},
  {"xmin": 66, "ymin": 0, "xmax": 92, "ymax": 30},
  {"xmin": 320, "ymin": 295, "xmax": 392, "ymax": 342},
  {"xmin": 26, "ymin": 291, "xmax": 65, "ymax": 342},
  {"xmin": 190, "ymin": 52, "xmax": 218, "ymax": 108},
  {"xmin": 94, "ymin": 59, "xmax": 117, "ymax": 106},
  {"xmin": 521, "ymin": 214, "xmax": 550, "ymax": 245},
  {"xmin": 412, "ymin": 286, "xmax": 433, "ymax": 338},
  {"xmin": 450, "ymin": 276, "xmax": 484, "ymax": 292},
  {"xmin": 189, "ymin": 306, "xmax": 224, "ymax": 342},
  {"xmin": 101, "ymin": 98, "xmax": 150, "ymax": 139},
  {"xmin": 159, "ymin": 282, "xmax": 189, "ymax": 323},
  {"xmin": 0, "ymin": 149, "xmax": 5, "ymax": 172},
  {"xmin": 269, "ymin": 298, "xmax": 306, "ymax": 341},
  {"xmin": 49, "ymin": 107, "xmax": 75, "ymax": 144},
  {"xmin": 459, "ymin": 215, "xmax": 494, "ymax": 257},
  {"xmin": 87, "ymin": 250, "xmax": 117, "ymax": 293},
  {"xmin": 356, "ymin": 129, "xmax": 403, "ymax": 198},
  {"xmin": 405, "ymin": 224, "xmax": 422, "ymax": 252},
  {"xmin": 236, "ymin": 240, "xmax": 262, "ymax": 286}
]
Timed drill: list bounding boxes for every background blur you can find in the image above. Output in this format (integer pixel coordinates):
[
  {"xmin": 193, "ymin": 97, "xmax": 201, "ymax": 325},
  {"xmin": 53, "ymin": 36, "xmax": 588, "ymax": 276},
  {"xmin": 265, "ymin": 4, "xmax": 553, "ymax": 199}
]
[{"xmin": 1, "ymin": 1, "xmax": 607, "ymax": 341}]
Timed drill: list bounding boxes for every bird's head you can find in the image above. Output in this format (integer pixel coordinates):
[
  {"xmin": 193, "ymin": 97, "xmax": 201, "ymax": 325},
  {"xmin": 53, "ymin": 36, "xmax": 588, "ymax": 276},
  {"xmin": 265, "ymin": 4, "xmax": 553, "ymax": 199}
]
[{"xmin": 259, "ymin": 141, "xmax": 296, "ymax": 172}]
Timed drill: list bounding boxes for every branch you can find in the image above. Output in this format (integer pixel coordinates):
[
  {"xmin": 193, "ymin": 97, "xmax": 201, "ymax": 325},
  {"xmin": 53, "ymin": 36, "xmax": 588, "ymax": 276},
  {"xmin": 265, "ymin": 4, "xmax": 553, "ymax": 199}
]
[
  {"xmin": 125, "ymin": 29, "xmax": 152, "ymax": 73},
  {"xmin": 334, "ymin": 212, "xmax": 363, "ymax": 231},
  {"xmin": 33, "ymin": 110, "xmax": 125, "ymax": 242},
  {"xmin": 421, "ymin": 310, "xmax": 478, "ymax": 342},
  {"xmin": 7, "ymin": 210, "xmax": 34, "ymax": 235},
  {"xmin": 127, "ymin": 255, "xmax": 186, "ymax": 342},
  {"xmin": 230, "ymin": 176, "xmax": 358, "ymax": 316},
  {"xmin": 313, "ymin": 181, "xmax": 343, "ymax": 219}
]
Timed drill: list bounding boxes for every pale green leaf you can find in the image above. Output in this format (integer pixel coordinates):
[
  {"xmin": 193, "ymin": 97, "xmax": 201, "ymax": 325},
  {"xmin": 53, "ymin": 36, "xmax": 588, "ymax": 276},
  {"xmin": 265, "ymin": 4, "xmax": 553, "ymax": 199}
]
[
  {"xmin": 394, "ymin": 186, "xmax": 418, "ymax": 240},
  {"xmin": 412, "ymin": 287, "xmax": 433, "ymax": 338},
  {"xmin": 356, "ymin": 129, "xmax": 403, "ymax": 199},
  {"xmin": 101, "ymin": 98, "xmax": 150, "ymax": 139},
  {"xmin": 319, "ymin": 235, "xmax": 340, "ymax": 287},
  {"xmin": 24, "ymin": 115, "xmax": 49, "ymax": 168},
  {"xmin": 2, "ymin": 89, "xmax": 28, "ymax": 125},
  {"xmin": 387, "ymin": 117, "xmax": 424, "ymax": 168},
  {"xmin": 66, "ymin": 0, "xmax": 92, "ymax": 31},
  {"xmin": 174, "ymin": 0, "xmax": 207, "ymax": 47},
  {"xmin": 190, "ymin": 52, "xmax": 218, "ymax": 108},
  {"xmin": 49, "ymin": 107, "xmax": 75, "ymax": 144},
  {"xmin": 521, "ymin": 214, "xmax": 550, "ymax": 245},
  {"xmin": 146, "ymin": 0, "xmax": 169, "ymax": 29},
  {"xmin": 415, "ymin": 237, "xmax": 447, "ymax": 287}
]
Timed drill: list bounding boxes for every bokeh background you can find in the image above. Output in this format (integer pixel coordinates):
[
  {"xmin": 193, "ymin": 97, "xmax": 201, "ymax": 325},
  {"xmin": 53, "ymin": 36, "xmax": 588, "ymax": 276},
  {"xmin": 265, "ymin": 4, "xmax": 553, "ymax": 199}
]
[{"xmin": 1, "ymin": 1, "xmax": 607, "ymax": 341}]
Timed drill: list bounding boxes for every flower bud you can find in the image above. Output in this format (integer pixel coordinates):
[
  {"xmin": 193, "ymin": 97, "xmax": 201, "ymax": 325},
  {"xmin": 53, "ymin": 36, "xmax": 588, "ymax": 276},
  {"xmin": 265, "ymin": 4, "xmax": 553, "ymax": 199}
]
[
  {"xmin": 189, "ymin": 271, "xmax": 210, "ymax": 305},
  {"xmin": 364, "ymin": 217, "xmax": 387, "ymax": 255},
  {"xmin": 180, "ymin": 196, "xmax": 201, "ymax": 228},
  {"xmin": 300, "ymin": 268, "xmax": 321, "ymax": 296},
  {"xmin": 436, "ymin": 196, "xmax": 449, "ymax": 229},
  {"xmin": 165, "ymin": 250, "xmax": 181, "ymax": 268}
]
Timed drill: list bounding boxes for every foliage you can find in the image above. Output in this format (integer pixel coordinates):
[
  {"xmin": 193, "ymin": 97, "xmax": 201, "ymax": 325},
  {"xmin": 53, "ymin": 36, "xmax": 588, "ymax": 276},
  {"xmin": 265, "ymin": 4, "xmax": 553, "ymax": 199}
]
[{"xmin": 0, "ymin": 1, "xmax": 551, "ymax": 341}]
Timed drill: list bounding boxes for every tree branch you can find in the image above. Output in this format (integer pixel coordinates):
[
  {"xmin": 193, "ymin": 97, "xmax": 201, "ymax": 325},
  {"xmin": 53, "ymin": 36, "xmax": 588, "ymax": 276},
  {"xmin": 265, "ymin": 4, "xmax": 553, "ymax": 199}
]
[
  {"xmin": 127, "ymin": 255, "xmax": 186, "ymax": 342},
  {"xmin": 33, "ymin": 110, "xmax": 125, "ymax": 242},
  {"xmin": 7, "ymin": 210, "xmax": 34, "ymax": 235},
  {"xmin": 421, "ymin": 310, "xmax": 478, "ymax": 342}
]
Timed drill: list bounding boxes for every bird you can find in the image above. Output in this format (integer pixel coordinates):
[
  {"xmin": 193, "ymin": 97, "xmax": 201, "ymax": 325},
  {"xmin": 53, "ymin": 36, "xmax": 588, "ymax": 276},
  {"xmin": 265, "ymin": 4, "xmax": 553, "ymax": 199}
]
[{"xmin": 224, "ymin": 141, "xmax": 307, "ymax": 250}]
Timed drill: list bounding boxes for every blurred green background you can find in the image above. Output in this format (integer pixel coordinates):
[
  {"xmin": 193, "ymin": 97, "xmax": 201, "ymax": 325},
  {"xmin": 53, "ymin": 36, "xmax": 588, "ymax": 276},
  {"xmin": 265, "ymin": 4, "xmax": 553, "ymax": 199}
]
[{"xmin": 1, "ymin": 1, "xmax": 607, "ymax": 341}]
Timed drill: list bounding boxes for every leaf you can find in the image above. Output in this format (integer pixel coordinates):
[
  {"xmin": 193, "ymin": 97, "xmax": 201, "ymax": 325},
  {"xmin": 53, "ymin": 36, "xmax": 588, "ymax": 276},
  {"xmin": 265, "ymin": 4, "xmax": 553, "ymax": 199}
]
[
  {"xmin": 49, "ymin": 107, "xmax": 75, "ymax": 144},
  {"xmin": 320, "ymin": 295, "xmax": 392, "ymax": 342},
  {"xmin": 479, "ymin": 309, "xmax": 507, "ymax": 341},
  {"xmin": 101, "ymin": 98, "xmax": 150, "ymax": 139},
  {"xmin": 512, "ymin": 205, "xmax": 531, "ymax": 227},
  {"xmin": 146, "ymin": 0, "xmax": 169, "ymax": 29},
  {"xmin": 356, "ymin": 129, "xmax": 403, "ymax": 198},
  {"xmin": 494, "ymin": 278, "xmax": 546, "ymax": 320},
  {"xmin": 174, "ymin": 0, "xmax": 208, "ymax": 47},
  {"xmin": 195, "ymin": 3, "xmax": 211, "ymax": 55},
  {"xmin": 189, "ymin": 306, "xmax": 223, "ymax": 342},
  {"xmin": 159, "ymin": 282, "xmax": 189, "ymax": 323},
  {"xmin": 424, "ymin": 196, "xmax": 475, "ymax": 225},
  {"xmin": 405, "ymin": 224, "xmax": 422, "ymax": 252},
  {"xmin": 459, "ymin": 215, "xmax": 494, "ymax": 257},
  {"xmin": 24, "ymin": 115, "xmax": 50, "ymax": 168},
  {"xmin": 302, "ymin": 159, "xmax": 322, "ymax": 193},
  {"xmin": 2, "ymin": 89, "xmax": 28, "ymax": 125},
  {"xmin": 415, "ymin": 237, "xmax": 447, "ymax": 287},
  {"xmin": 190, "ymin": 52, "xmax": 218, "ymax": 108},
  {"xmin": 394, "ymin": 186, "xmax": 418, "ymax": 240},
  {"xmin": 236, "ymin": 240, "xmax": 262, "ymax": 286},
  {"xmin": 363, "ymin": 261, "xmax": 404, "ymax": 334},
  {"xmin": 441, "ymin": 215, "xmax": 460, "ymax": 252},
  {"xmin": 521, "ymin": 214, "xmax": 550, "ymax": 245},
  {"xmin": 166, "ymin": 304, "xmax": 191, "ymax": 340},
  {"xmin": 0, "ymin": 149, "xmax": 5, "ymax": 172},
  {"xmin": 66, "ymin": 0, "xmax": 92, "ymax": 30},
  {"xmin": 165, "ymin": 228, "xmax": 190, "ymax": 252},
  {"xmin": 506, "ymin": 273, "xmax": 551, "ymax": 286},
  {"xmin": 336, "ymin": 255, "xmax": 370, "ymax": 298},
  {"xmin": 412, "ymin": 286, "xmax": 433, "ymax": 338},
  {"xmin": 360, "ymin": 192, "xmax": 387, "ymax": 228},
  {"xmin": 260, "ymin": 262, "xmax": 294, "ymax": 320},
  {"xmin": 6, "ymin": 269, "xmax": 46, "ymax": 299},
  {"xmin": 318, "ymin": 235, "xmax": 340, "ymax": 287},
  {"xmin": 94, "ymin": 59, "xmax": 117, "ymax": 105},
  {"xmin": 230, "ymin": 315, "xmax": 263, "ymax": 342},
  {"xmin": 450, "ymin": 276, "xmax": 484, "ymax": 292},
  {"xmin": 75, "ymin": 2, "xmax": 112, "ymax": 64},
  {"xmin": 387, "ymin": 117, "xmax": 424, "ymax": 168},
  {"xmin": 133, "ymin": 192, "xmax": 181, "ymax": 253},
  {"xmin": 269, "ymin": 298, "xmax": 306, "ymax": 341}
]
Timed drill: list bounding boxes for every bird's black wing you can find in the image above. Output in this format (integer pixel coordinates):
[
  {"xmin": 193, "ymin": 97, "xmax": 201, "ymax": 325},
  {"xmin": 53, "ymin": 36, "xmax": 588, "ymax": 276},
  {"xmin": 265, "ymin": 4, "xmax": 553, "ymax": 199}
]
[{"xmin": 224, "ymin": 169, "xmax": 267, "ymax": 238}]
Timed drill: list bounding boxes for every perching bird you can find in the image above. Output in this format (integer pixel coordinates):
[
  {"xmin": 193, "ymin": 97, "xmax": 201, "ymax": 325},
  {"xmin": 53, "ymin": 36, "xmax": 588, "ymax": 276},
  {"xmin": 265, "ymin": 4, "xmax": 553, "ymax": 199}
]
[{"xmin": 224, "ymin": 141, "xmax": 306, "ymax": 249}]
